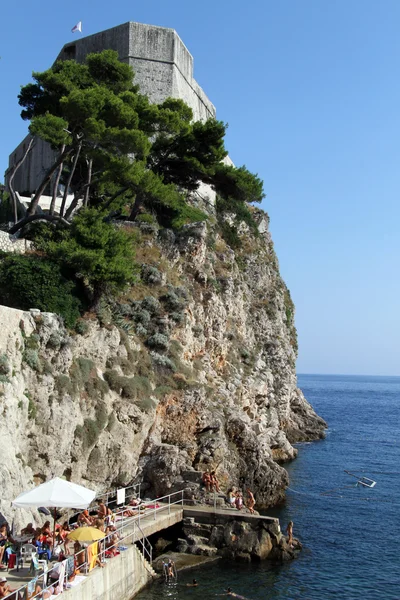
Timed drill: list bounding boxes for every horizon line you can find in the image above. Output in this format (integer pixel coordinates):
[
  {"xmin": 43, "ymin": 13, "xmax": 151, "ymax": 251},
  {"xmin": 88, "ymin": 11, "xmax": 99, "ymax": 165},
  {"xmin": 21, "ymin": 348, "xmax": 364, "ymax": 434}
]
[{"xmin": 297, "ymin": 372, "xmax": 400, "ymax": 378}]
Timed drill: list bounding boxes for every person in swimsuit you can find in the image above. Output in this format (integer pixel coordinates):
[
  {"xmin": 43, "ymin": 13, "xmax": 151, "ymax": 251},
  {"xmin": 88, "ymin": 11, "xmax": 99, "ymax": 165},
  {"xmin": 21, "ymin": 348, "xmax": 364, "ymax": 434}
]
[
  {"xmin": 202, "ymin": 470, "xmax": 211, "ymax": 492},
  {"xmin": 235, "ymin": 492, "xmax": 243, "ymax": 510},
  {"xmin": 246, "ymin": 489, "xmax": 255, "ymax": 514},
  {"xmin": 286, "ymin": 521, "xmax": 294, "ymax": 547}
]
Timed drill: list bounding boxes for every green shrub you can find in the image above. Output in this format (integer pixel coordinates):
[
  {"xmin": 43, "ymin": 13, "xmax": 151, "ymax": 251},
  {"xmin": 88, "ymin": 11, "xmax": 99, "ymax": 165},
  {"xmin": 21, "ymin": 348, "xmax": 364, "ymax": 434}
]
[
  {"xmin": 141, "ymin": 264, "xmax": 163, "ymax": 285},
  {"xmin": 120, "ymin": 375, "xmax": 152, "ymax": 400},
  {"xmin": 218, "ymin": 221, "xmax": 242, "ymax": 249},
  {"xmin": 0, "ymin": 255, "xmax": 82, "ymax": 327},
  {"xmin": 174, "ymin": 286, "xmax": 189, "ymax": 301},
  {"xmin": 154, "ymin": 385, "xmax": 174, "ymax": 398},
  {"xmin": 40, "ymin": 207, "xmax": 137, "ymax": 308},
  {"xmin": 118, "ymin": 303, "xmax": 133, "ymax": 316},
  {"xmin": 47, "ymin": 333, "xmax": 61, "ymax": 349},
  {"xmin": 151, "ymin": 352, "xmax": 176, "ymax": 371},
  {"xmin": 136, "ymin": 396, "xmax": 156, "ymax": 413},
  {"xmin": 169, "ymin": 311, "xmax": 184, "ymax": 324},
  {"xmin": 76, "ymin": 357, "xmax": 95, "ymax": 381},
  {"xmin": 23, "ymin": 349, "xmax": 40, "ymax": 371},
  {"xmin": 95, "ymin": 401, "xmax": 109, "ymax": 429},
  {"xmin": 0, "ymin": 354, "xmax": 9, "ymax": 376},
  {"xmin": 141, "ymin": 296, "xmax": 160, "ymax": 315},
  {"xmin": 85, "ymin": 376, "xmax": 109, "ymax": 398},
  {"xmin": 75, "ymin": 319, "xmax": 89, "ymax": 335},
  {"xmin": 55, "ymin": 375, "xmax": 74, "ymax": 396},
  {"xmin": 75, "ymin": 418, "xmax": 100, "ymax": 448},
  {"xmin": 42, "ymin": 360, "xmax": 53, "ymax": 375},
  {"xmin": 136, "ymin": 213, "xmax": 157, "ymax": 225},
  {"xmin": 160, "ymin": 291, "xmax": 182, "ymax": 311},
  {"xmin": 134, "ymin": 309, "xmax": 151, "ymax": 326},
  {"xmin": 28, "ymin": 396, "xmax": 37, "ymax": 420},
  {"xmin": 135, "ymin": 324, "xmax": 147, "ymax": 336},
  {"xmin": 146, "ymin": 333, "xmax": 169, "ymax": 350},
  {"xmin": 104, "ymin": 369, "xmax": 123, "ymax": 392}
]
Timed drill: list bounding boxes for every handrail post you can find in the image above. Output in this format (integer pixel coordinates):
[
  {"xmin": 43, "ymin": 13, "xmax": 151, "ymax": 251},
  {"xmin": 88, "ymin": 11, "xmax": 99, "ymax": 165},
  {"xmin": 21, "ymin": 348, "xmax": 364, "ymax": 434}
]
[{"xmin": 168, "ymin": 493, "xmax": 171, "ymax": 515}]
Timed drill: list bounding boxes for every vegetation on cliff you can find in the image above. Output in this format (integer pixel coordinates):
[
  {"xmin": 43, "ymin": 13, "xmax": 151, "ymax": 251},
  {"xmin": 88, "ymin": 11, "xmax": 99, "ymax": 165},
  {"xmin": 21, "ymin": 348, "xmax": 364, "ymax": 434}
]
[{"xmin": 2, "ymin": 49, "xmax": 265, "ymax": 318}]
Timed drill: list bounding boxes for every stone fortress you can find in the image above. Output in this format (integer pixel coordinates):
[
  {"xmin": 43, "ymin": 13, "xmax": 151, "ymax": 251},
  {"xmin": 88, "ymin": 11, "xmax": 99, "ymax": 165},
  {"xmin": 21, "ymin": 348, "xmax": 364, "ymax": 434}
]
[{"xmin": 8, "ymin": 21, "xmax": 227, "ymax": 197}]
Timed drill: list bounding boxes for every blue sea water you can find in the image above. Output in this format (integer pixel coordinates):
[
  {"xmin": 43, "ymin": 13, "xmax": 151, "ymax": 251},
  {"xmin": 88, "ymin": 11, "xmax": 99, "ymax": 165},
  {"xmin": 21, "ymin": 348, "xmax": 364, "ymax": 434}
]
[{"xmin": 135, "ymin": 374, "xmax": 400, "ymax": 600}]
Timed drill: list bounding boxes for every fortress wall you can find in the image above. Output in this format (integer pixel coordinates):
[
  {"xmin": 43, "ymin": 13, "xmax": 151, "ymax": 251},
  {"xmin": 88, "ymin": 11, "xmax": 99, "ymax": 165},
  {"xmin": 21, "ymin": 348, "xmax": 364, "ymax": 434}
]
[
  {"xmin": 8, "ymin": 135, "xmax": 56, "ymax": 195},
  {"xmin": 58, "ymin": 23, "xmax": 131, "ymax": 64}
]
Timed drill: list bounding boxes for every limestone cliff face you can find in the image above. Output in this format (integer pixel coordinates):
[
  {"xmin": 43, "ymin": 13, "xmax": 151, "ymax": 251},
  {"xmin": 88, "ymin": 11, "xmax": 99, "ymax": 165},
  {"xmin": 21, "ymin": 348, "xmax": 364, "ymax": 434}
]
[{"xmin": 0, "ymin": 209, "xmax": 326, "ymax": 527}]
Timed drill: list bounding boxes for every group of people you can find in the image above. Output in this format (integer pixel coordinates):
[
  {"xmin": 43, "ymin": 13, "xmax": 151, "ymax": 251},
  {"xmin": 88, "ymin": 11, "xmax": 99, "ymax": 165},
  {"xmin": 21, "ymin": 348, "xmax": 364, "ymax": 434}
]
[
  {"xmin": 202, "ymin": 470, "xmax": 220, "ymax": 492},
  {"xmin": 201, "ymin": 470, "xmax": 256, "ymax": 514},
  {"xmin": 227, "ymin": 488, "xmax": 255, "ymax": 513}
]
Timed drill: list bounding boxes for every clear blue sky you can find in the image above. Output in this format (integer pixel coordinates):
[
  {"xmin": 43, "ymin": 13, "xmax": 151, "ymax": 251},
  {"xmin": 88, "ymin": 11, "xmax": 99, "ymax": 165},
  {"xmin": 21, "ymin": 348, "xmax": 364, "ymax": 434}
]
[{"xmin": 1, "ymin": 0, "xmax": 400, "ymax": 376}]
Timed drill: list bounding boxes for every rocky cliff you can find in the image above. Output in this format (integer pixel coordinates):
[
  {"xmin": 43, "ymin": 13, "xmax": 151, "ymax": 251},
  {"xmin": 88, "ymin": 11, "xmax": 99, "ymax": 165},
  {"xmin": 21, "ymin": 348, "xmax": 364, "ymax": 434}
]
[{"xmin": 0, "ymin": 208, "xmax": 326, "ymax": 526}]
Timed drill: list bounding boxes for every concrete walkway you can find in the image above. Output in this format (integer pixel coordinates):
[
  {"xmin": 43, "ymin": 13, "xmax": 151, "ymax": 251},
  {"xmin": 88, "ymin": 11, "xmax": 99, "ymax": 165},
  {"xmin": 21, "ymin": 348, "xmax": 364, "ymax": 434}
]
[
  {"xmin": 4, "ymin": 504, "xmax": 184, "ymax": 597},
  {"xmin": 183, "ymin": 504, "xmax": 279, "ymax": 526}
]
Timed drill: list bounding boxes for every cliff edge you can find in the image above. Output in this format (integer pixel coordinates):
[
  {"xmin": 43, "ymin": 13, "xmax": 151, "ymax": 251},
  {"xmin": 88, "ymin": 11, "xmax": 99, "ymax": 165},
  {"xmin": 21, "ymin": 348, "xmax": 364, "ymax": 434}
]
[{"xmin": 0, "ymin": 209, "xmax": 326, "ymax": 526}]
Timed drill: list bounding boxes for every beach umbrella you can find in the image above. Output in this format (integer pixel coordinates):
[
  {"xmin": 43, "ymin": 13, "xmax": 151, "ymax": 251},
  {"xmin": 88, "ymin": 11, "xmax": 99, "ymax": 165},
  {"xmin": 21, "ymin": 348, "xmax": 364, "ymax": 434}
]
[
  {"xmin": 67, "ymin": 526, "xmax": 105, "ymax": 542},
  {"xmin": 12, "ymin": 477, "xmax": 96, "ymax": 547}
]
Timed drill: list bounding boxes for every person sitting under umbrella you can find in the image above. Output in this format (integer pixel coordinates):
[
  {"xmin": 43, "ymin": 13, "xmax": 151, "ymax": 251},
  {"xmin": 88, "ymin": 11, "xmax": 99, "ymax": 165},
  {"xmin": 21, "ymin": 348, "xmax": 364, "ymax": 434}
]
[{"xmin": 21, "ymin": 523, "xmax": 36, "ymax": 538}]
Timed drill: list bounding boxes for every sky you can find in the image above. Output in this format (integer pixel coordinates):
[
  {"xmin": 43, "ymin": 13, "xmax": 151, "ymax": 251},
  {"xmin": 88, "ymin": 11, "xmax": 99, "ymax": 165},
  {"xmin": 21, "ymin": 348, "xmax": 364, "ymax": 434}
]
[{"xmin": 1, "ymin": 0, "xmax": 400, "ymax": 376}]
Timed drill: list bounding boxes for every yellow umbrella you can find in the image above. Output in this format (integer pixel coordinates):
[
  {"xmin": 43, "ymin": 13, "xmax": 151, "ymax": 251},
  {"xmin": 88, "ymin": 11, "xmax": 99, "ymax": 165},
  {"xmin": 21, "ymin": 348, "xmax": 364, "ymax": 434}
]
[{"xmin": 67, "ymin": 526, "xmax": 105, "ymax": 542}]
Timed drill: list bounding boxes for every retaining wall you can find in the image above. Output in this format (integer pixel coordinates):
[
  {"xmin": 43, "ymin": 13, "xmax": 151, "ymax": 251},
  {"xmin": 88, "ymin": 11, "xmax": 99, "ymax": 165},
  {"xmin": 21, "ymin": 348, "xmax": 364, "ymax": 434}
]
[
  {"xmin": 62, "ymin": 544, "xmax": 155, "ymax": 600},
  {"xmin": 0, "ymin": 230, "xmax": 31, "ymax": 254}
]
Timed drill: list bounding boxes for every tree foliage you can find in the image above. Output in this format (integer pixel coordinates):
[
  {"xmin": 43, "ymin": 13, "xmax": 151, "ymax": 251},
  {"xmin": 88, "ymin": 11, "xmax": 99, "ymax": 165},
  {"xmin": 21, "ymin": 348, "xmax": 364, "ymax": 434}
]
[
  {"xmin": 15, "ymin": 49, "xmax": 264, "ymax": 231},
  {"xmin": 0, "ymin": 255, "xmax": 82, "ymax": 326},
  {"xmin": 38, "ymin": 208, "xmax": 137, "ymax": 307}
]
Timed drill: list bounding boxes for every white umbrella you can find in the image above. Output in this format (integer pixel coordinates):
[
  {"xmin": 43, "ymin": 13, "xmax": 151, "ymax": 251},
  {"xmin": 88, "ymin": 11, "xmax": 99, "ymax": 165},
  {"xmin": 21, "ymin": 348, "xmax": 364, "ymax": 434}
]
[
  {"xmin": 12, "ymin": 477, "xmax": 96, "ymax": 510},
  {"xmin": 12, "ymin": 477, "xmax": 96, "ymax": 548}
]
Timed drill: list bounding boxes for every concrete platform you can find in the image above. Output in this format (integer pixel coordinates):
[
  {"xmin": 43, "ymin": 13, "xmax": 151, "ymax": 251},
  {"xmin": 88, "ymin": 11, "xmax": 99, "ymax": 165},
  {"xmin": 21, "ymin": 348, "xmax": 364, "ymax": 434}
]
[{"xmin": 183, "ymin": 504, "xmax": 279, "ymax": 526}]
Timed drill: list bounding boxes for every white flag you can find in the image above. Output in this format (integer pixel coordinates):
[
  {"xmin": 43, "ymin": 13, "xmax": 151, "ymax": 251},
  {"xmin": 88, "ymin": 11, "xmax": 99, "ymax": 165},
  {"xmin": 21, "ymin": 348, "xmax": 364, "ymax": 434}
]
[{"xmin": 71, "ymin": 21, "xmax": 82, "ymax": 33}]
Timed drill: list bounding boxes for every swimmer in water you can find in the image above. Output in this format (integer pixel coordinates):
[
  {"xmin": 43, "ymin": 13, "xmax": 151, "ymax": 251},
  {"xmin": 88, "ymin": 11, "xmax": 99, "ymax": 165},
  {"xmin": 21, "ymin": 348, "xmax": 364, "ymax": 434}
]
[
  {"xmin": 186, "ymin": 579, "xmax": 198, "ymax": 587},
  {"xmin": 216, "ymin": 588, "xmax": 251, "ymax": 599}
]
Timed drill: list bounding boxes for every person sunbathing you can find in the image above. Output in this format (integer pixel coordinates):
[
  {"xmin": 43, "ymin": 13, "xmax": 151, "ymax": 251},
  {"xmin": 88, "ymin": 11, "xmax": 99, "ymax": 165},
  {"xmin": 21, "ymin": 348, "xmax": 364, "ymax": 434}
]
[
  {"xmin": 77, "ymin": 510, "xmax": 92, "ymax": 526},
  {"xmin": 105, "ymin": 526, "xmax": 120, "ymax": 557}
]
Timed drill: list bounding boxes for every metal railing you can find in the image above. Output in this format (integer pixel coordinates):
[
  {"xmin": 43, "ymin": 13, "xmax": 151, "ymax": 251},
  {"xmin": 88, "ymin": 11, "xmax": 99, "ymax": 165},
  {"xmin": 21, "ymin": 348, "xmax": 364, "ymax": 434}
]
[{"xmin": 4, "ymin": 488, "xmax": 187, "ymax": 600}]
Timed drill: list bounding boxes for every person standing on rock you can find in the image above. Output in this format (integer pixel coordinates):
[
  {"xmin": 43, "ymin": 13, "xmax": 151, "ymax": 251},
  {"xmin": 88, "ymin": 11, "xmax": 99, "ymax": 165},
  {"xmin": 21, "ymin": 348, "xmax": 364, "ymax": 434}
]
[
  {"xmin": 210, "ymin": 471, "xmax": 220, "ymax": 492},
  {"xmin": 202, "ymin": 470, "xmax": 211, "ymax": 492},
  {"xmin": 246, "ymin": 488, "xmax": 255, "ymax": 514},
  {"xmin": 286, "ymin": 521, "xmax": 294, "ymax": 548}
]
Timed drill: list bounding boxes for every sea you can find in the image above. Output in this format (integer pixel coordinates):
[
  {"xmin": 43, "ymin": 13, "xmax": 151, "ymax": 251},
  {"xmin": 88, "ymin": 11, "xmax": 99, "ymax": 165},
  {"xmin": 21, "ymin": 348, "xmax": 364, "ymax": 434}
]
[{"xmin": 135, "ymin": 374, "xmax": 400, "ymax": 600}]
